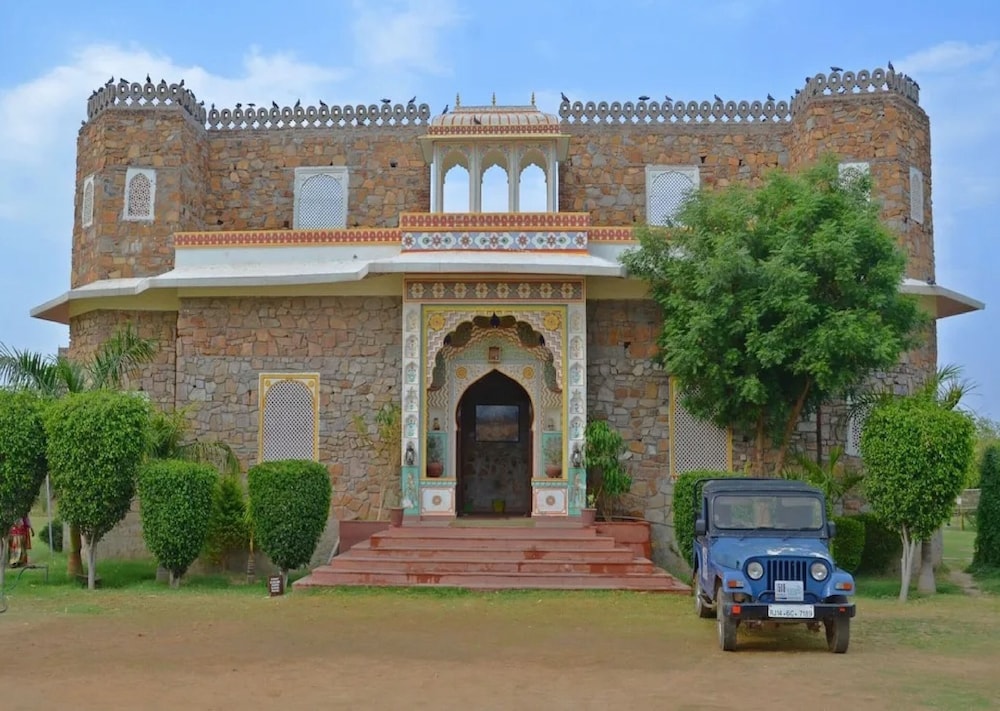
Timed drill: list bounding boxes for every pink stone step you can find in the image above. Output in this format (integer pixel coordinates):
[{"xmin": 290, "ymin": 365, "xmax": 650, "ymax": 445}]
[
  {"xmin": 370, "ymin": 536, "xmax": 618, "ymax": 551},
  {"xmin": 348, "ymin": 542, "xmax": 637, "ymax": 563},
  {"xmin": 297, "ymin": 570, "xmax": 688, "ymax": 592},
  {"xmin": 321, "ymin": 557, "xmax": 659, "ymax": 575}
]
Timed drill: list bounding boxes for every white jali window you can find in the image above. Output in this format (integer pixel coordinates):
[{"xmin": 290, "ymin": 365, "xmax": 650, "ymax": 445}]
[
  {"xmin": 646, "ymin": 166, "xmax": 699, "ymax": 227},
  {"xmin": 910, "ymin": 166, "xmax": 924, "ymax": 224},
  {"xmin": 259, "ymin": 374, "xmax": 320, "ymax": 462},
  {"xmin": 669, "ymin": 379, "xmax": 731, "ymax": 476},
  {"xmin": 81, "ymin": 174, "xmax": 95, "ymax": 228},
  {"xmin": 124, "ymin": 167, "xmax": 156, "ymax": 221},
  {"xmin": 294, "ymin": 167, "xmax": 348, "ymax": 228},
  {"xmin": 844, "ymin": 397, "xmax": 869, "ymax": 458},
  {"xmin": 838, "ymin": 161, "xmax": 870, "ymax": 200}
]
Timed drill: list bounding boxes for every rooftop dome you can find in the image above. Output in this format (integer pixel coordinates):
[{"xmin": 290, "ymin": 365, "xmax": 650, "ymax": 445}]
[{"xmin": 428, "ymin": 104, "xmax": 561, "ymax": 136}]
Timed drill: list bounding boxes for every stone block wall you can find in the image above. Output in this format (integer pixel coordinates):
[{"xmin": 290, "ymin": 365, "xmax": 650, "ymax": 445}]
[{"xmin": 175, "ymin": 295, "xmax": 402, "ymax": 520}]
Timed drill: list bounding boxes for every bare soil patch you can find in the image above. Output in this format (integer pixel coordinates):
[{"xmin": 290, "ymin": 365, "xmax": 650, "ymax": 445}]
[{"xmin": 3, "ymin": 588, "xmax": 998, "ymax": 710}]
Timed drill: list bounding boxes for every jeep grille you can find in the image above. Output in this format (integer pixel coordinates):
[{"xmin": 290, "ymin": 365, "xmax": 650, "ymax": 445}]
[{"xmin": 766, "ymin": 559, "xmax": 808, "ymax": 588}]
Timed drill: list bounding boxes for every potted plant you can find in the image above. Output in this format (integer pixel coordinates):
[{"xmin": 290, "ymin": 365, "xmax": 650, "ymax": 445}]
[
  {"xmin": 580, "ymin": 492, "xmax": 597, "ymax": 527},
  {"xmin": 426, "ymin": 435, "xmax": 444, "ymax": 478},
  {"xmin": 544, "ymin": 436, "xmax": 563, "ymax": 478},
  {"xmin": 583, "ymin": 420, "xmax": 632, "ymax": 520}
]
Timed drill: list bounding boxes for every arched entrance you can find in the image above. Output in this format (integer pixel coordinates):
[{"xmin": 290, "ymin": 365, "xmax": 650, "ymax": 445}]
[{"xmin": 456, "ymin": 370, "xmax": 533, "ymax": 516}]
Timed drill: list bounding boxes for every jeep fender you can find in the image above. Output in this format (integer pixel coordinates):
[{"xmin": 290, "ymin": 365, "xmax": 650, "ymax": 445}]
[
  {"xmin": 820, "ymin": 570, "xmax": 856, "ymax": 599},
  {"xmin": 717, "ymin": 568, "xmax": 751, "ymax": 597}
]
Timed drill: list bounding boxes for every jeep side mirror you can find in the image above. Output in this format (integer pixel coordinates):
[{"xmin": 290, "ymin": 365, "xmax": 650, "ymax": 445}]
[
  {"xmin": 695, "ymin": 519, "xmax": 707, "ymax": 536},
  {"xmin": 827, "ymin": 521, "xmax": 837, "ymax": 539}
]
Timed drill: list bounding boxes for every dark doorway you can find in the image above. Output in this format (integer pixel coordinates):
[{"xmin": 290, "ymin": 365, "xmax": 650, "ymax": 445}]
[{"xmin": 456, "ymin": 370, "xmax": 533, "ymax": 516}]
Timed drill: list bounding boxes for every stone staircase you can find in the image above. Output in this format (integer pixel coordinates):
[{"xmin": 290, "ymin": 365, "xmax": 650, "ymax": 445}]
[{"xmin": 295, "ymin": 523, "xmax": 689, "ymax": 592}]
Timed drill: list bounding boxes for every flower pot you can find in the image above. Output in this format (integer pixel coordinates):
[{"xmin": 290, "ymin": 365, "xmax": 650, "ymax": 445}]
[
  {"xmin": 580, "ymin": 507, "xmax": 597, "ymax": 527},
  {"xmin": 545, "ymin": 465, "xmax": 562, "ymax": 479},
  {"xmin": 492, "ymin": 498, "xmax": 506, "ymax": 513},
  {"xmin": 427, "ymin": 461, "xmax": 444, "ymax": 478},
  {"xmin": 388, "ymin": 506, "xmax": 405, "ymax": 528}
]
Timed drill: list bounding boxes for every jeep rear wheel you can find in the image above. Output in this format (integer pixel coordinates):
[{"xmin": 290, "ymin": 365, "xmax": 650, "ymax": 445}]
[
  {"xmin": 824, "ymin": 617, "xmax": 850, "ymax": 654},
  {"xmin": 694, "ymin": 573, "xmax": 715, "ymax": 619},
  {"xmin": 716, "ymin": 588, "xmax": 738, "ymax": 651}
]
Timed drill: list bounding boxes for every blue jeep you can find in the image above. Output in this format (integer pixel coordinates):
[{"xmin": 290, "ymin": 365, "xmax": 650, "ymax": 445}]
[{"xmin": 692, "ymin": 478, "xmax": 856, "ymax": 652}]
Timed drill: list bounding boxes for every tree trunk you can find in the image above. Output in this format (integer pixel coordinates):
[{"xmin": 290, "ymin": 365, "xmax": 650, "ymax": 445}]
[
  {"xmin": 86, "ymin": 534, "xmax": 98, "ymax": 591},
  {"xmin": 68, "ymin": 523, "xmax": 83, "ymax": 576},
  {"xmin": 917, "ymin": 537, "xmax": 936, "ymax": 595},
  {"xmin": 169, "ymin": 570, "xmax": 179, "ymax": 589},
  {"xmin": 898, "ymin": 527, "xmax": 919, "ymax": 602},
  {"xmin": 754, "ymin": 416, "xmax": 766, "ymax": 476},
  {"xmin": 0, "ymin": 538, "xmax": 8, "ymax": 591},
  {"xmin": 775, "ymin": 381, "xmax": 812, "ymax": 475}
]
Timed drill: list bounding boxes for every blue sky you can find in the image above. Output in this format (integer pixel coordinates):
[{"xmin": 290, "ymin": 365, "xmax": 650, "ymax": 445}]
[{"xmin": 0, "ymin": 0, "xmax": 997, "ymax": 417}]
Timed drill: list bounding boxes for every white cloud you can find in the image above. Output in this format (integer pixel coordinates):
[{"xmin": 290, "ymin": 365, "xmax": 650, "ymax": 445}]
[
  {"xmin": 350, "ymin": 0, "xmax": 463, "ymax": 76},
  {"xmin": 898, "ymin": 40, "xmax": 1000, "ymax": 75}
]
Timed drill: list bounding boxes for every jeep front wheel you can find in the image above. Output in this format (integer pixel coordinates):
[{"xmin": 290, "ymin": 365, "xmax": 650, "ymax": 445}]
[
  {"xmin": 824, "ymin": 617, "xmax": 850, "ymax": 654},
  {"xmin": 716, "ymin": 588, "xmax": 738, "ymax": 651},
  {"xmin": 694, "ymin": 573, "xmax": 715, "ymax": 619}
]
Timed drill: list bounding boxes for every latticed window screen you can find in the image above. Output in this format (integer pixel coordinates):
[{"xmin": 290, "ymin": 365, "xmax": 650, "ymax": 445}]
[
  {"xmin": 646, "ymin": 166, "xmax": 698, "ymax": 226},
  {"xmin": 844, "ymin": 398, "xmax": 869, "ymax": 457},
  {"xmin": 259, "ymin": 375, "xmax": 319, "ymax": 461},
  {"xmin": 838, "ymin": 161, "xmax": 870, "ymax": 200},
  {"xmin": 81, "ymin": 175, "xmax": 95, "ymax": 228},
  {"xmin": 294, "ymin": 167, "xmax": 348, "ymax": 228},
  {"xmin": 910, "ymin": 166, "xmax": 924, "ymax": 224},
  {"xmin": 124, "ymin": 168, "xmax": 156, "ymax": 221},
  {"xmin": 670, "ymin": 380, "xmax": 730, "ymax": 476}
]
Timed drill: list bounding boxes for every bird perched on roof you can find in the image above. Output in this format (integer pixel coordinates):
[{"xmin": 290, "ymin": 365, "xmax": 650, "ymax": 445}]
[
  {"xmin": 638, "ymin": 95, "xmax": 650, "ymax": 101},
  {"xmin": 888, "ymin": 59, "xmax": 895, "ymax": 72},
  {"xmin": 106, "ymin": 76, "xmax": 114, "ymax": 85},
  {"xmin": 407, "ymin": 96, "xmax": 416, "ymax": 105},
  {"xmin": 714, "ymin": 94, "xmax": 722, "ymax": 102},
  {"xmin": 294, "ymin": 98, "xmax": 301, "ymax": 108},
  {"xmin": 830, "ymin": 65, "xmax": 843, "ymax": 73},
  {"xmin": 146, "ymin": 73, "xmax": 151, "ymax": 83},
  {"xmin": 319, "ymin": 99, "xmax": 327, "ymax": 109},
  {"xmin": 235, "ymin": 102, "xmax": 242, "ymax": 109},
  {"xmin": 442, "ymin": 104, "xmax": 449, "ymax": 114},
  {"xmin": 381, "ymin": 98, "xmax": 391, "ymax": 104},
  {"xmin": 767, "ymin": 93, "xmax": 775, "ymax": 101},
  {"xmin": 473, "ymin": 116, "xmax": 481, "ymax": 124},
  {"xmin": 664, "ymin": 94, "xmax": 672, "ymax": 102},
  {"xmin": 179, "ymin": 78, "xmax": 185, "ymax": 87},
  {"xmin": 272, "ymin": 100, "xmax": 279, "ymax": 109},
  {"xmin": 560, "ymin": 91, "xmax": 570, "ymax": 103},
  {"xmin": 247, "ymin": 103, "xmax": 255, "ymax": 109}
]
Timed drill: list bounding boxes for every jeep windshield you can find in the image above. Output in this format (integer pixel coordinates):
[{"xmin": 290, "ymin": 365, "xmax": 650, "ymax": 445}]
[{"xmin": 712, "ymin": 494, "xmax": 824, "ymax": 531}]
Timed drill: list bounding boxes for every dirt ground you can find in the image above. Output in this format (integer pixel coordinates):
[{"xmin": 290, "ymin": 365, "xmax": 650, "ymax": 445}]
[{"xmin": 2, "ymin": 586, "xmax": 998, "ymax": 711}]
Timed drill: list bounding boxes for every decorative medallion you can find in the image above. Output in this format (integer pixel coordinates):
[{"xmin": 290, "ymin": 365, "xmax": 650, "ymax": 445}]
[
  {"xmin": 432, "ymin": 495, "xmax": 443, "ymax": 506},
  {"xmin": 522, "ymin": 365, "xmax": 535, "ymax": 379},
  {"xmin": 545, "ymin": 495, "xmax": 556, "ymax": 506},
  {"xmin": 428, "ymin": 313, "xmax": 446, "ymax": 331},
  {"xmin": 543, "ymin": 312, "xmax": 561, "ymax": 331},
  {"xmin": 455, "ymin": 366, "xmax": 468, "ymax": 380}
]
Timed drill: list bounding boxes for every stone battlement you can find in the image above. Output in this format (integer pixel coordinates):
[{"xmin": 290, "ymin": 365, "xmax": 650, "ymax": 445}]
[
  {"xmin": 84, "ymin": 67, "xmax": 918, "ymax": 132},
  {"xmin": 558, "ymin": 67, "xmax": 919, "ymax": 125}
]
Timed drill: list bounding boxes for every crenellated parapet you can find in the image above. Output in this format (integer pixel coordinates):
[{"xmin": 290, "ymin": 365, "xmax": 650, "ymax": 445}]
[
  {"xmin": 84, "ymin": 78, "xmax": 432, "ymax": 130},
  {"xmin": 558, "ymin": 67, "xmax": 920, "ymax": 125}
]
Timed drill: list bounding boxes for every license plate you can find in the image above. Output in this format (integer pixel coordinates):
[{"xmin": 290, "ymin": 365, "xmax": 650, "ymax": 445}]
[
  {"xmin": 768, "ymin": 604, "xmax": 814, "ymax": 619},
  {"xmin": 775, "ymin": 580, "xmax": 804, "ymax": 601}
]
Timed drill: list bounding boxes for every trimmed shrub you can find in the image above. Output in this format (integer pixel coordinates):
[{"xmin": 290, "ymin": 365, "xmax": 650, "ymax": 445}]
[
  {"xmin": 138, "ymin": 459, "xmax": 216, "ymax": 587},
  {"xmin": 45, "ymin": 390, "xmax": 151, "ymax": 589},
  {"xmin": 853, "ymin": 511, "xmax": 903, "ymax": 575},
  {"xmin": 972, "ymin": 443, "xmax": 1000, "ymax": 571},
  {"xmin": 36, "ymin": 519, "xmax": 64, "ymax": 552},
  {"xmin": 203, "ymin": 474, "xmax": 249, "ymax": 567},
  {"xmin": 247, "ymin": 459, "xmax": 331, "ymax": 578},
  {"xmin": 0, "ymin": 390, "xmax": 49, "ymax": 574},
  {"xmin": 672, "ymin": 469, "xmax": 736, "ymax": 566},
  {"xmin": 831, "ymin": 515, "xmax": 865, "ymax": 574}
]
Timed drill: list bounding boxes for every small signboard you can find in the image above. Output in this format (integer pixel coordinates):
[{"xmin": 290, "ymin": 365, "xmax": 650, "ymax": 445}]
[{"xmin": 268, "ymin": 574, "xmax": 285, "ymax": 597}]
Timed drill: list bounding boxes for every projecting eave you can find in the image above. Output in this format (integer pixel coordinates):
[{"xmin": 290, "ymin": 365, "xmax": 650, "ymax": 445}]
[
  {"xmin": 371, "ymin": 251, "xmax": 625, "ymax": 276},
  {"xmin": 901, "ymin": 279, "xmax": 985, "ymax": 319},
  {"xmin": 30, "ymin": 278, "xmax": 149, "ymax": 324}
]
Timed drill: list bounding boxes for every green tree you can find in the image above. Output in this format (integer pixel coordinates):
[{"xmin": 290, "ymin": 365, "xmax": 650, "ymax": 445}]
[
  {"xmin": 966, "ymin": 415, "xmax": 1000, "ymax": 488},
  {"xmin": 247, "ymin": 460, "xmax": 331, "ymax": 584},
  {"xmin": 0, "ymin": 390, "xmax": 49, "ymax": 589},
  {"xmin": 971, "ymin": 443, "xmax": 1000, "ymax": 571},
  {"xmin": 622, "ymin": 155, "xmax": 923, "ymax": 474},
  {"xmin": 203, "ymin": 474, "xmax": 249, "ymax": 568},
  {"xmin": 860, "ymin": 397, "xmax": 974, "ymax": 601},
  {"xmin": 0, "ymin": 323, "xmax": 156, "ymax": 576},
  {"xmin": 583, "ymin": 420, "xmax": 632, "ymax": 521},
  {"xmin": 138, "ymin": 460, "xmax": 216, "ymax": 587},
  {"xmin": 45, "ymin": 390, "xmax": 151, "ymax": 589}
]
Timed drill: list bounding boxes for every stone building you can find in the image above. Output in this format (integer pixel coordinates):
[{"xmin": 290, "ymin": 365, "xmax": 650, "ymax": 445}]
[{"xmin": 32, "ymin": 67, "xmax": 982, "ymax": 567}]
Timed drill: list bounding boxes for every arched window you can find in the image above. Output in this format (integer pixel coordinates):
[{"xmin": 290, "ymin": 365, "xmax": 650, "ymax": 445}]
[
  {"xmin": 259, "ymin": 374, "xmax": 320, "ymax": 461},
  {"xmin": 480, "ymin": 165, "xmax": 509, "ymax": 212},
  {"xmin": 81, "ymin": 175, "xmax": 95, "ymax": 228},
  {"xmin": 294, "ymin": 167, "xmax": 348, "ymax": 228},
  {"xmin": 645, "ymin": 166, "xmax": 698, "ymax": 226},
  {"xmin": 124, "ymin": 168, "xmax": 156, "ymax": 221},
  {"xmin": 443, "ymin": 164, "xmax": 470, "ymax": 213}
]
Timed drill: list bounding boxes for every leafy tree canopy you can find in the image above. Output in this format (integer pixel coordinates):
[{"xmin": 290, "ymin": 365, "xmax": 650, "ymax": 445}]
[{"xmin": 622, "ymin": 154, "xmax": 924, "ymax": 472}]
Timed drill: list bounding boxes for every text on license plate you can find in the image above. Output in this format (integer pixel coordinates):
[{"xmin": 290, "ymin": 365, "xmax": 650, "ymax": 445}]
[{"xmin": 768, "ymin": 604, "xmax": 814, "ymax": 619}]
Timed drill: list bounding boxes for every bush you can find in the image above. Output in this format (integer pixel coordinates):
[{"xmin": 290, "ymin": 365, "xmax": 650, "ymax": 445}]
[
  {"xmin": 203, "ymin": 474, "xmax": 249, "ymax": 567},
  {"xmin": 247, "ymin": 460, "xmax": 331, "ymax": 577},
  {"xmin": 138, "ymin": 460, "xmax": 216, "ymax": 587},
  {"xmin": 672, "ymin": 469, "xmax": 736, "ymax": 566},
  {"xmin": 0, "ymin": 390, "xmax": 49, "ymax": 569},
  {"xmin": 831, "ymin": 515, "xmax": 865, "ymax": 574},
  {"xmin": 36, "ymin": 519, "xmax": 64, "ymax": 552},
  {"xmin": 972, "ymin": 443, "xmax": 1000, "ymax": 571},
  {"xmin": 853, "ymin": 511, "xmax": 903, "ymax": 575}
]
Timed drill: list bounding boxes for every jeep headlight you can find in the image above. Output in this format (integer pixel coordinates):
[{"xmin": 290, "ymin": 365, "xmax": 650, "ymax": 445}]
[
  {"xmin": 810, "ymin": 561, "xmax": 829, "ymax": 581},
  {"xmin": 746, "ymin": 561, "xmax": 764, "ymax": 580}
]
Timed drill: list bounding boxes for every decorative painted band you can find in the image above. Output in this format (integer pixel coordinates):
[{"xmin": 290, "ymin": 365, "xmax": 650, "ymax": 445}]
[
  {"xmin": 401, "ymin": 230, "xmax": 588, "ymax": 252},
  {"xmin": 399, "ymin": 212, "xmax": 590, "ymax": 230},
  {"xmin": 427, "ymin": 124, "xmax": 563, "ymax": 136},
  {"xmin": 174, "ymin": 229, "xmax": 401, "ymax": 248}
]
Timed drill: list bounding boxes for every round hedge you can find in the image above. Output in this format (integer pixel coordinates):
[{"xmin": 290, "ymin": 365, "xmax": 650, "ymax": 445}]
[
  {"xmin": 36, "ymin": 519, "xmax": 64, "ymax": 552},
  {"xmin": 138, "ymin": 459, "xmax": 217, "ymax": 586},
  {"xmin": 831, "ymin": 515, "xmax": 865, "ymax": 574},
  {"xmin": 247, "ymin": 460, "xmax": 331, "ymax": 575},
  {"xmin": 0, "ymin": 390, "xmax": 49, "ymax": 538}
]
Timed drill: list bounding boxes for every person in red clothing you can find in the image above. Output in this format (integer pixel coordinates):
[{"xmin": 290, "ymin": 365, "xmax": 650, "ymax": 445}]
[{"xmin": 7, "ymin": 516, "xmax": 33, "ymax": 567}]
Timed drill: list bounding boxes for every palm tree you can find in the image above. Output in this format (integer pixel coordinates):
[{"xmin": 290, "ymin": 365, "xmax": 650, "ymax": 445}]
[{"xmin": 0, "ymin": 323, "xmax": 157, "ymax": 575}]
